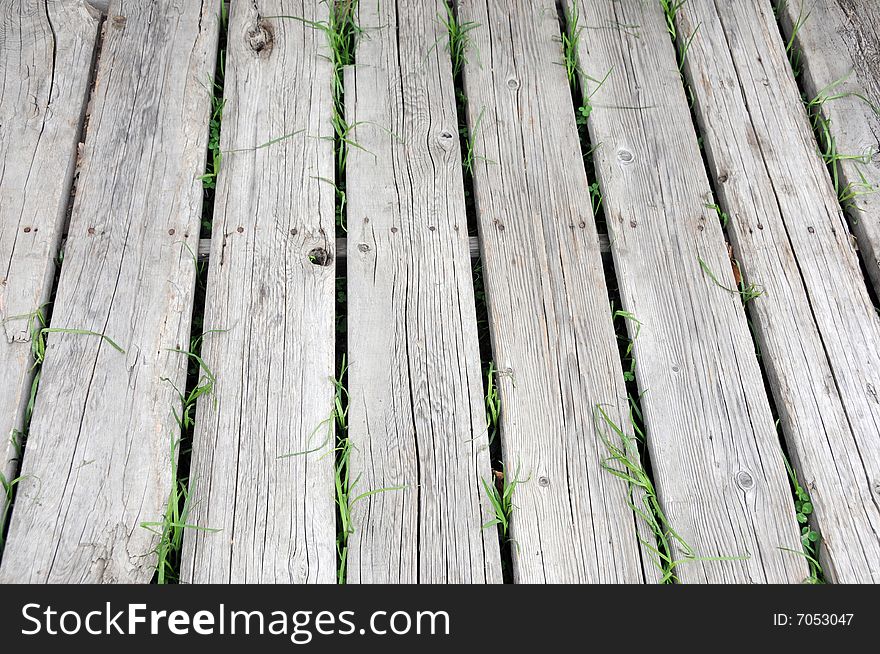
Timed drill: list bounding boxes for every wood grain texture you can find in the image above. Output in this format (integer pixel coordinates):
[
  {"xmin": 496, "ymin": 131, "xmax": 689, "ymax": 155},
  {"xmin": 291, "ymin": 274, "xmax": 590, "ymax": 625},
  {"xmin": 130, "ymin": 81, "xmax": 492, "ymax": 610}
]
[
  {"xmin": 0, "ymin": 0, "xmax": 98, "ymax": 498},
  {"xmin": 569, "ymin": 0, "xmax": 808, "ymax": 582},
  {"xmin": 181, "ymin": 0, "xmax": 337, "ymax": 584},
  {"xmin": 779, "ymin": 0, "xmax": 880, "ymax": 297},
  {"xmin": 457, "ymin": 0, "xmax": 646, "ymax": 583},
  {"xmin": 676, "ymin": 0, "xmax": 880, "ymax": 584},
  {"xmin": 0, "ymin": 0, "xmax": 218, "ymax": 583},
  {"xmin": 344, "ymin": 0, "xmax": 502, "ymax": 583}
]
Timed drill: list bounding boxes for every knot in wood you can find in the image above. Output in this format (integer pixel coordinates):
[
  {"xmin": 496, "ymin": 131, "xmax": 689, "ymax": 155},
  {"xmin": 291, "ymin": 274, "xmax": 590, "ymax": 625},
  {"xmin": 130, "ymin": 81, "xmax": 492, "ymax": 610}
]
[
  {"xmin": 111, "ymin": 15, "xmax": 127, "ymax": 29},
  {"xmin": 507, "ymin": 77, "xmax": 520, "ymax": 90},
  {"xmin": 307, "ymin": 247, "xmax": 332, "ymax": 267},
  {"xmin": 617, "ymin": 148, "xmax": 634, "ymax": 165},
  {"xmin": 437, "ymin": 130, "xmax": 455, "ymax": 150},
  {"xmin": 357, "ymin": 243, "xmax": 370, "ymax": 253},
  {"xmin": 247, "ymin": 21, "xmax": 274, "ymax": 56},
  {"xmin": 538, "ymin": 476, "xmax": 550, "ymax": 488},
  {"xmin": 735, "ymin": 470, "xmax": 754, "ymax": 491}
]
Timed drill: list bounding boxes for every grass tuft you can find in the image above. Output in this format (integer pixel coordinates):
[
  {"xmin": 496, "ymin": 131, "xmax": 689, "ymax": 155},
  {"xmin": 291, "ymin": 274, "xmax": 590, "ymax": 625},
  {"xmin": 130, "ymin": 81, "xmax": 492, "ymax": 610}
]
[
  {"xmin": 481, "ymin": 464, "xmax": 528, "ymax": 540},
  {"xmin": 698, "ymin": 256, "xmax": 764, "ymax": 303},
  {"xmin": 438, "ymin": 2, "xmax": 479, "ymax": 77},
  {"xmin": 804, "ymin": 77, "xmax": 878, "ymax": 209},
  {"xmin": 595, "ymin": 404, "xmax": 749, "ymax": 582},
  {"xmin": 779, "ymin": 447, "xmax": 824, "ymax": 583},
  {"xmin": 559, "ymin": 1, "xmax": 585, "ymax": 85},
  {"xmin": 0, "ymin": 472, "xmax": 24, "ymax": 549},
  {"xmin": 704, "ymin": 202, "xmax": 729, "ymax": 228},
  {"xmin": 484, "ymin": 362, "xmax": 500, "ymax": 445},
  {"xmin": 139, "ymin": 436, "xmax": 220, "ymax": 584}
]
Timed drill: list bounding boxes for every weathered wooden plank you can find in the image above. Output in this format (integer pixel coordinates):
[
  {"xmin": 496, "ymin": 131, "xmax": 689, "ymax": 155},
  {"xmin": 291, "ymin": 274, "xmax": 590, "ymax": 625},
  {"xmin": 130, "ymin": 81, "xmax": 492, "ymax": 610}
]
[
  {"xmin": 568, "ymin": 0, "xmax": 808, "ymax": 582},
  {"xmin": 675, "ymin": 0, "xmax": 880, "ymax": 583},
  {"xmin": 780, "ymin": 0, "xmax": 880, "ymax": 297},
  {"xmin": 181, "ymin": 0, "xmax": 337, "ymax": 584},
  {"xmin": 0, "ymin": 0, "xmax": 218, "ymax": 583},
  {"xmin": 457, "ymin": 0, "xmax": 645, "ymax": 583},
  {"xmin": 345, "ymin": 0, "xmax": 502, "ymax": 583},
  {"xmin": 0, "ymin": 1, "xmax": 98, "ymax": 505}
]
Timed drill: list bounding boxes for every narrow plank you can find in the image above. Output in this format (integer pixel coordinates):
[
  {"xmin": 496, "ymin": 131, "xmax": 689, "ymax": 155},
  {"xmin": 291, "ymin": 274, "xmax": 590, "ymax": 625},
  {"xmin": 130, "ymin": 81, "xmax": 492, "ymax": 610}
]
[
  {"xmin": 457, "ymin": 0, "xmax": 646, "ymax": 583},
  {"xmin": 569, "ymin": 0, "xmax": 808, "ymax": 582},
  {"xmin": 675, "ymin": 0, "xmax": 880, "ymax": 583},
  {"xmin": 345, "ymin": 0, "xmax": 502, "ymax": 583},
  {"xmin": 181, "ymin": 0, "xmax": 337, "ymax": 584},
  {"xmin": 0, "ymin": 0, "xmax": 218, "ymax": 583},
  {"xmin": 780, "ymin": 0, "xmax": 880, "ymax": 296},
  {"xmin": 0, "ymin": 1, "xmax": 99, "ymax": 496}
]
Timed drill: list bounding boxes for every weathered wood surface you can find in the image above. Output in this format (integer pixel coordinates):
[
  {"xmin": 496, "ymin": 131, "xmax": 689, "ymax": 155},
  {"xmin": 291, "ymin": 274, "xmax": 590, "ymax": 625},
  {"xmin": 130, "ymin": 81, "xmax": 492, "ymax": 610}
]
[
  {"xmin": 677, "ymin": 0, "xmax": 880, "ymax": 583},
  {"xmin": 570, "ymin": 0, "xmax": 807, "ymax": 582},
  {"xmin": 0, "ymin": 0, "xmax": 218, "ymax": 583},
  {"xmin": 0, "ymin": 1, "xmax": 98, "ymax": 500},
  {"xmin": 181, "ymin": 0, "xmax": 337, "ymax": 584},
  {"xmin": 457, "ymin": 0, "xmax": 645, "ymax": 583},
  {"xmin": 345, "ymin": 0, "xmax": 502, "ymax": 583},
  {"xmin": 780, "ymin": 0, "xmax": 880, "ymax": 297}
]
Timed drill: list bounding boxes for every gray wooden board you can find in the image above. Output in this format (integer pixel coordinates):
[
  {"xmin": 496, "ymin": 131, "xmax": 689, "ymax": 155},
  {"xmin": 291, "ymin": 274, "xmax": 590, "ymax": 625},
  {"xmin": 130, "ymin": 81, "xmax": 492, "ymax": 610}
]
[
  {"xmin": 344, "ymin": 0, "xmax": 502, "ymax": 583},
  {"xmin": 181, "ymin": 0, "xmax": 337, "ymax": 584},
  {"xmin": 457, "ymin": 0, "xmax": 647, "ymax": 583},
  {"xmin": 569, "ymin": 0, "xmax": 809, "ymax": 582},
  {"xmin": 676, "ymin": 0, "xmax": 880, "ymax": 583},
  {"xmin": 780, "ymin": 0, "xmax": 880, "ymax": 297},
  {"xmin": 0, "ymin": 0, "xmax": 218, "ymax": 583},
  {"xmin": 0, "ymin": 0, "xmax": 98, "ymax": 506}
]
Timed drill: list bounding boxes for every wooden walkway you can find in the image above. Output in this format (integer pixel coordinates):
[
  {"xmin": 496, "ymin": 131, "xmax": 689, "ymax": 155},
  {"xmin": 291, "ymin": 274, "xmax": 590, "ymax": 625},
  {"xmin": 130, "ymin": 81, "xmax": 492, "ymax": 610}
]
[{"xmin": 0, "ymin": 0, "xmax": 878, "ymax": 584}]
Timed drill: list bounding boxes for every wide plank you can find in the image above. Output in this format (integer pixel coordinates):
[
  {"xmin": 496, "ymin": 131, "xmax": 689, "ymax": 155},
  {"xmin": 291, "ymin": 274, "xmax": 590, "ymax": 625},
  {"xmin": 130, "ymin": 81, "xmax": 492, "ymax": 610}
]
[
  {"xmin": 181, "ymin": 0, "xmax": 337, "ymax": 584},
  {"xmin": 0, "ymin": 0, "xmax": 218, "ymax": 583},
  {"xmin": 344, "ymin": 0, "xmax": 502, "ymax": 583},
  {"xmin": 675, "ymin": 0, "xmax": 880, "ymax": 583},
  {"xmin": 457, "ymin": 0, "xmax": 646, "ymax": 583},
  {"xmin": 568, "ymin": 0, "xmax": 807, "ymax": 582},
  {"xmin": 779, "ymin": 0, "xmax": 880, "ymax": 297},
  {"xmin": 0, "ymin": 0, "xmax": 98, "ymax": 507}
]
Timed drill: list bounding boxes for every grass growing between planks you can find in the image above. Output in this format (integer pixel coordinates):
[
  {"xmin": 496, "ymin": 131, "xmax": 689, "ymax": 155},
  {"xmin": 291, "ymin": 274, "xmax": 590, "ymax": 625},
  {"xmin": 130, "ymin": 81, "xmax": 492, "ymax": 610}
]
[
  {"xmin": 698, "ymin": 256, "xmax": 764, "ymax": 303},
  {"xmin": 329, "ymin": 358, "xmax": 405, "ymax": 584},
  {"xmin": 779, "ymin": 445, "xmax": 824, "ymax": 584},
  {"xmin": 804, "ymin": 78, "xmax": 878, "ymax": 210},
  {"xmin": 142, "ymin": 332, "xmax": 224, "ymax": 584},
  {"xmin": 198, "ymin": 0, "xmax": 229, "ymax": 237},
  {"xmin": 437, "ymin": 2, "xmax": 479, "ymax": 78},
  {"xmin": 774, "ymin": 3, "xmax": 878, "ymax": 210},
  {"xmin": 273, "ymin": 0, "xmax": 361, "ymax": 234},
  {"xmin": 595, "ymin": 404, "xmax": 749, "ymax": 582},
  {"xmin": 481, "ymin": 464, "xmax": 528, "ymax": 541},
  {"xmin": 140, "ymin": 435, "xmax": 221, "ymax": 584},
  {"xmin": 659, "ymin": 0, "xmax": 701, "ymax": 108}
]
